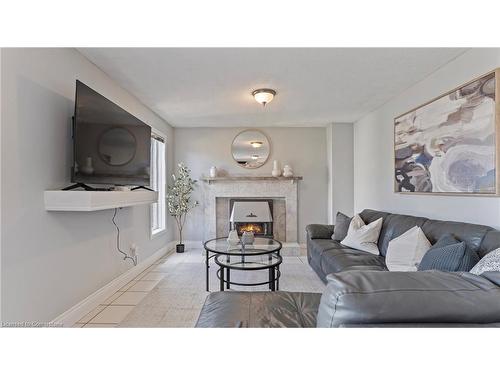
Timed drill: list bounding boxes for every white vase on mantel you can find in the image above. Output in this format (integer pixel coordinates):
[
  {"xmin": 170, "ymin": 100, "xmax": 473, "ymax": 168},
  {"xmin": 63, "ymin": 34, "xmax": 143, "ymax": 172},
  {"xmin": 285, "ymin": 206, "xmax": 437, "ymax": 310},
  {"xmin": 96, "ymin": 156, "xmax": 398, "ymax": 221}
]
[
  {"xmin": 209, "ymin": 166, "xmax": 217, "ymax": 178},
  {"xmin": 283, "ymin": 165, "xmax": 293, "ymax": 178},
  {"xmin": 272, "ymin": 160, "xmax": 281, "ymax": 177}
]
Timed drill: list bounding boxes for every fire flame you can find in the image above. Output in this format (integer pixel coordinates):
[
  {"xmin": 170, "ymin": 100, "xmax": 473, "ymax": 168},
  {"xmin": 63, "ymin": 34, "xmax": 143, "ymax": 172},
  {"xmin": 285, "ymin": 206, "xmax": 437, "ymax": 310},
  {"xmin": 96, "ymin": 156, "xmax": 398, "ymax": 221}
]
[{"xmin": 238, "ymin": 223, "xmax": 264, "ymax": 234}]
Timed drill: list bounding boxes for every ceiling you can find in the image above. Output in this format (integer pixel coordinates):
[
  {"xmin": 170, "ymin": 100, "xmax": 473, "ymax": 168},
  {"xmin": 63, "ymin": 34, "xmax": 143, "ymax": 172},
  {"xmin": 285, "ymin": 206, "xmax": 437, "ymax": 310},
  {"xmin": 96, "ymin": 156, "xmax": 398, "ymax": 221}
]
[{"xmin": 79, "ymin": 48, "xmax": 467, "ymax": 128}]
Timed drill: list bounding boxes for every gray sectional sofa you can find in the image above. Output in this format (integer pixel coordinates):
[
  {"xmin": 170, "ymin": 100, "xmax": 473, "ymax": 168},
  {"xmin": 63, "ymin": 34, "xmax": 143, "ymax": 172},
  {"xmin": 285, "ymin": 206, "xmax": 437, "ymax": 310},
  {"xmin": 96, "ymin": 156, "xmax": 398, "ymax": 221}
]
[{"xmin": 196, "ymin": 209, "xmax": 500, "ymax": 327}]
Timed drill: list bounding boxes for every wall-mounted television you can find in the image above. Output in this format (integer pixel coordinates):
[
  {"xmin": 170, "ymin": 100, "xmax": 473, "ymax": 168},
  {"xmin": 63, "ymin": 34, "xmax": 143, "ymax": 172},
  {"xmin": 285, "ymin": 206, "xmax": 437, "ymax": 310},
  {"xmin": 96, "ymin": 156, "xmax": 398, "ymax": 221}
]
[{"xmin": 71, "ymin": 80, "xmax": 151, "ymax": 187}]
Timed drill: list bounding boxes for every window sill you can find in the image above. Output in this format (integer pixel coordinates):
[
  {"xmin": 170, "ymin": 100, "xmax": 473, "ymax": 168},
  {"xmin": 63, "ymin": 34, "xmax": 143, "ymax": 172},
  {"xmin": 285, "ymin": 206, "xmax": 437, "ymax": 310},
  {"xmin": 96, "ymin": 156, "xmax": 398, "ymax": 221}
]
[{"xmin": 151, "ymin": 228, "xmax": 167, "ymax": 240}]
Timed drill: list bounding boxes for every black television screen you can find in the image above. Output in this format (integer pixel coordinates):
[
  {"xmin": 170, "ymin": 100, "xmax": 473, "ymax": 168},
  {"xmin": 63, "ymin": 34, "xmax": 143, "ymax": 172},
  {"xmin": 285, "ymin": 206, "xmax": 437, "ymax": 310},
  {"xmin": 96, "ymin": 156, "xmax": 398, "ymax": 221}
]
[{"xmin": 72, "ymin": 80, "xmax": 151, "ymax": 186}]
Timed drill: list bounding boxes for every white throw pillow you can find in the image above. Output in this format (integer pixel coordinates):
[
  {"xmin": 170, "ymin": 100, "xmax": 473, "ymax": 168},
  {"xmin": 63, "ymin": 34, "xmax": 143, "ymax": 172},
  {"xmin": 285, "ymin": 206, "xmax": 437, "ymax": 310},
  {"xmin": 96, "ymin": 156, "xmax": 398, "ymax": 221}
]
[
  {"xmin": 470, "ymin": 248, "xmax": 500, "ymax": 275},
  {"xmin": 340, "ymin": 215, "xmax": 383, "ymax": 255},
  {"xmin": 385, "ymin": 226, "xmax": 431, "ymax": 271}
]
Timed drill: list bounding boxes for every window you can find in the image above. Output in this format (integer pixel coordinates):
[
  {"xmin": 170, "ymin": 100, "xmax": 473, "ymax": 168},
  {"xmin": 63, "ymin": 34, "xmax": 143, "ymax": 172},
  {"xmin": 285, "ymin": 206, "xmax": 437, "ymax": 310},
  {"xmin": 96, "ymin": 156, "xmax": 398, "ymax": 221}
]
[{"xmin": 150, "ymin": 133, "xmax": 166, "ymax": 236}]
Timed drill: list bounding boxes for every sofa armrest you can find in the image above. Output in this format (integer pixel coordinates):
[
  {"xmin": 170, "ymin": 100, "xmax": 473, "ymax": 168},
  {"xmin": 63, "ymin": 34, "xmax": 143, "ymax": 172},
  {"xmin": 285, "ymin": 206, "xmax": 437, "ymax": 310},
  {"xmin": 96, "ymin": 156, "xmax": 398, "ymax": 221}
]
[
  {"xmin": 316, "ymin": 270, "xmax": 500, "ymax": 327},
  {"xmin": 306, "ymin": 224, "xmax": 335, "ymax": 240}
]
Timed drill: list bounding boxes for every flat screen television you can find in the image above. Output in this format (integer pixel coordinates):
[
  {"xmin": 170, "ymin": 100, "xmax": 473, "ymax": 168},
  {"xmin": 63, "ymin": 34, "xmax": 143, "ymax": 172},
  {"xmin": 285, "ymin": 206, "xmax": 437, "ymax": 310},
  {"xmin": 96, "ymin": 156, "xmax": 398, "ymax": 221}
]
[{"xmin": 71, "ymin": 80, "xmax": 151, "ymax": 187}]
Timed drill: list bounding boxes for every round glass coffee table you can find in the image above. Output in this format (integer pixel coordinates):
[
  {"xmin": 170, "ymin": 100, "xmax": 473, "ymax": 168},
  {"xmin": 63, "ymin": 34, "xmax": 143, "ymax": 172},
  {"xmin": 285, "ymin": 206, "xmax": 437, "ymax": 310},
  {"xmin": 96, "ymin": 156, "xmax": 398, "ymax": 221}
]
[{"xmin": 203, "ymin": 237, "xmax": 282, "ymax": 292}]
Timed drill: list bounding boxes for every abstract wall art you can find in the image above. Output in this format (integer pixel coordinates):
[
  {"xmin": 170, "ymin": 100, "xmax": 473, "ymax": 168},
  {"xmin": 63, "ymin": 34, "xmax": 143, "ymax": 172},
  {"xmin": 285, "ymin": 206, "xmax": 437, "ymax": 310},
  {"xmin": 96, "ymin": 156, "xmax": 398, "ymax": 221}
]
[{"xmin": 394, "ymin": 70, "xmax": 499, "ymax": 195}]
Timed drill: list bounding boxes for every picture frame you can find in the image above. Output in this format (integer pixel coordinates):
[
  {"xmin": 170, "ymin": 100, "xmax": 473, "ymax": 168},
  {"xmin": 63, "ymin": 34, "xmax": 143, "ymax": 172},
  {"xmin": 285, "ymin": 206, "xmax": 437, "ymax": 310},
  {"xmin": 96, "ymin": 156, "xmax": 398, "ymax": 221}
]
[{"xmin": 394, "ymin": 69, "xmax": 500, "ymax": 196}]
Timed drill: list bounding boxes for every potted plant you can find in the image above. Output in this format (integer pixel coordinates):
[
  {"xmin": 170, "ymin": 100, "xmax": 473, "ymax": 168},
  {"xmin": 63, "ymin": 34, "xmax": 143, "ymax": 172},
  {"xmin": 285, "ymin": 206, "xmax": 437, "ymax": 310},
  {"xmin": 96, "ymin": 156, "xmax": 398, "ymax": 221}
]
[{"xmin": 167, "ymin": 163, "xmax": 198, "ymax": 253}]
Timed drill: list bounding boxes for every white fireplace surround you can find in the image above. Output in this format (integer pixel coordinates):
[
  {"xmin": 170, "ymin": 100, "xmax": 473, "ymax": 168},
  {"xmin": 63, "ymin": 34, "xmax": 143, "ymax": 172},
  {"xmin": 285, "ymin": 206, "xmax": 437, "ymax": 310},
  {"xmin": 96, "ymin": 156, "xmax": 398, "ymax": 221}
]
[{"xmin": 203, "ymin": 178, "xmax": 299, "ymax": 245}]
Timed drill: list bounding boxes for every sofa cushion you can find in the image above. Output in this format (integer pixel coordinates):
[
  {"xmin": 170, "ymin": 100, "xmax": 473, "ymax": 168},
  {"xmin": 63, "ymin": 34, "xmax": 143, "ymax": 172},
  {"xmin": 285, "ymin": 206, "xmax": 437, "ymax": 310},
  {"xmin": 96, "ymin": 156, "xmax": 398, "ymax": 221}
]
[
  {"xmin": 305, "ymin": 224, "xmax": 335, "ymax": 240},
  {"xmin": 307, "ymin": 239, "xmax": 346, "ymax": 270},
  {"xmin": 320, "ymin": 247, "xmax": 387, "ymax": 275},
  {"xmin": 421, "ymin": 219, "xmax": 490, "ymax": 253},
  {"xmin": 479, "ymin": 230, "xmax": 500, "ymax": 258},
  {"xmin": 332, "ymin": 212, "xmax": 351, "ymax": 241},
  {"xmin": 195, "ymin": 291, "xmax": 322, "ymax": 328},
  {"xmin": 316, "ymin": 270, "xmax": 500, "ymax": 327}
]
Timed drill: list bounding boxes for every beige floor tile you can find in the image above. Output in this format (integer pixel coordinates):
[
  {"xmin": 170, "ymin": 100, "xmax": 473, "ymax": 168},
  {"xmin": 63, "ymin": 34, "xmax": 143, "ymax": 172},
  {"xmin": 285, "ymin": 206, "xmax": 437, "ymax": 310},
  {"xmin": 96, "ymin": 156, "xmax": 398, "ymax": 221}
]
[
  {"xmin": 127, "ymin": 280, "xmax": 160, "ymax": 292},
  {"xmin": 103, "ymin": 246, "xmax": 324, "ymax": 327},
  {"xmin": 72, "ymin": 323, "xmax": 85, "ymax": 328},
  {"xmin": 151, "ymin": 262, "xmax": 179, "ymax": 272},
  {"xmin": 88, "ymin": 305, "xmax": 135, "ymax": 324},
  {"xmin": 76, "ymin": 305, "xmax": 106, "ymax": 324},
  {"xmin": 119, "ymin": 280, "xmax": 137, "ymax": 291},
  {"xmin": 140, "ymin": 272, "xmax": 167, "ymax": 281},
  {"xmin": 118, "ymin": 306, "xmax": 168, "ymax": 327},
  {"xmin": 281, "ymin": 256, "xmax": 304, "ymax": 264},
  {"xmin": 134, "ymin": 269, "xmax": 150, "ymax": 280},
  {"xmin": 158, "ymin": 308, "xmax": 200, "ymax": 328},
  {"xmin": 103, "ymin": 291, "xmax": 124, "ymax": 305},
  {"xmin": 111, "ymin": 291, "xmax": 148, "ymax": 305}
]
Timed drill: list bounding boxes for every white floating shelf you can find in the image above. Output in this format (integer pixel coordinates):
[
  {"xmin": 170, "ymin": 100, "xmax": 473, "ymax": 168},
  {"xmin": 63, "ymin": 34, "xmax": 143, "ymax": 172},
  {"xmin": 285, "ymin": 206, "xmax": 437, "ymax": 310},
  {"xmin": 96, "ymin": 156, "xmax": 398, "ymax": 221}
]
[{"xmin": 44, "ymin": 190, "xmax": 158, "ymax": 212}]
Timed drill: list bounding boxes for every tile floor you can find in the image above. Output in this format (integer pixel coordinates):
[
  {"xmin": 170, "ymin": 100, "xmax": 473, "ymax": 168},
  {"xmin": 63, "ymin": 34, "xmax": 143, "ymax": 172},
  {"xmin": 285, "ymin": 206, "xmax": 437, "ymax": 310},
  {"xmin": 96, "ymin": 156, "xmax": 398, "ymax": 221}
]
[{"xmin": 73, "ymin": 245, "xmax": 325, "ymax": 328}]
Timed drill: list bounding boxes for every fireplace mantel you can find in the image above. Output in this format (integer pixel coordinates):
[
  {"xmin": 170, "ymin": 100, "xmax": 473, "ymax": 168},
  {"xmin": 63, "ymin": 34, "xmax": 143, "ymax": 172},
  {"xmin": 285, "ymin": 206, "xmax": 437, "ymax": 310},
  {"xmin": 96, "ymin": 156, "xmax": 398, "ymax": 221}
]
[{"xmin": 201, "ymin": 176, "xmax": 303, "ymax": 184}]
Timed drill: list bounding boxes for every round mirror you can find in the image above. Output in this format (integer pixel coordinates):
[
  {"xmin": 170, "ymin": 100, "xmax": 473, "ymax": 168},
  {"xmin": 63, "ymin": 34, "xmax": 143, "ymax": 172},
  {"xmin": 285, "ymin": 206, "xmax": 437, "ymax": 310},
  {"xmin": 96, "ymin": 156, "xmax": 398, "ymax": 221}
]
[
  {"xmin": 98, "ymin": 127, "xmax": 137, "ymax": 166},
  {"xmin": 231, "ymin": 129, "xmax": 270, "ymax": 169}
]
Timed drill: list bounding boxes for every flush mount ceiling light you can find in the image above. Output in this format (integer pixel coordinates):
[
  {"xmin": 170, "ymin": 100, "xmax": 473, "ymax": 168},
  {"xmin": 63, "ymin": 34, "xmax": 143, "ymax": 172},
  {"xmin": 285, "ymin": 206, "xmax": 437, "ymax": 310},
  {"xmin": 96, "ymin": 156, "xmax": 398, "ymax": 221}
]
[
  {"xmin": 250, "ymin": 141, "xmax": 263, "ymax": 148},
  {"xmin": 252, "ymin": 88, "xmax": 276, "ymax": 107}
]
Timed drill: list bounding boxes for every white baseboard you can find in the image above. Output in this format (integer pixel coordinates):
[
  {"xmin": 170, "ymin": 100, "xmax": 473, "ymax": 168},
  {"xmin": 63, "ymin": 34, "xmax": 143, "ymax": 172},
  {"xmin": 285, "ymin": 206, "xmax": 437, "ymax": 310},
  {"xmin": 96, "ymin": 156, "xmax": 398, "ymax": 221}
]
[{"xmin": 51, "ymin": 241, "xmax": 176, "ymax": 327}]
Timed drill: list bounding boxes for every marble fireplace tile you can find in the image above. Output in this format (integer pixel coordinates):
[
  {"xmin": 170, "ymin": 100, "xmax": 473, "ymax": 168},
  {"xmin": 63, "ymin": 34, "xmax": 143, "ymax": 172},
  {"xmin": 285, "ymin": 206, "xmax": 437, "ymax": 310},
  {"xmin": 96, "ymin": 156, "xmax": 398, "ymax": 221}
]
[{"xmin": 204, "ymin": 180, "xmax": 298, "ymax": 243}]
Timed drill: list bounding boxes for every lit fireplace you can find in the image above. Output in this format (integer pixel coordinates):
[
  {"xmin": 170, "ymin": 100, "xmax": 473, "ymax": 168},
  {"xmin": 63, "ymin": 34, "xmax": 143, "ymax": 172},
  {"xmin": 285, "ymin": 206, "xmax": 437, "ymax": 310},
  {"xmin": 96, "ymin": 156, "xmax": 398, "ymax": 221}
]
[
  {"xmin": 229, "ymin": 199, "xmax": 273, "ymax": 238},
  {"xmin": 236, "ymin": 223, "xmax": 265, "ymax": 234}
]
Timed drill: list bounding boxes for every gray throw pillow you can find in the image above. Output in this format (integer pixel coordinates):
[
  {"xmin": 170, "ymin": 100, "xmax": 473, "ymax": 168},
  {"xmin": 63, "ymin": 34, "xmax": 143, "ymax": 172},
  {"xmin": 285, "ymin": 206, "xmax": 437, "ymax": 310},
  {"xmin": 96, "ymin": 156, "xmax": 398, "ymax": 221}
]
[
  {"xmin": 332, "ymin": 212, "xmax": 351, "ymax": 241},
  {"xmin": 429, "ymin": 233, "xmax": 459, "ymax": 249},
  {"xmin": 418, "ymin": 235, "xmax": 480, "ymax": 272}
]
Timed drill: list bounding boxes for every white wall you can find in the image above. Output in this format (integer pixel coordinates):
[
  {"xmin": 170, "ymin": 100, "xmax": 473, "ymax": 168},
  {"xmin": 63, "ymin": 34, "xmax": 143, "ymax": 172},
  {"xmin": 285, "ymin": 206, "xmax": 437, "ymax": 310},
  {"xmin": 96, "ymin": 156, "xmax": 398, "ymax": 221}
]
[
  {"xmin": 326, "ymin": 123, "xmax": 354, "ymax": 224},
  {"xmin": 354, "ymin": 48, "xmax": 500, "ymax": 227},
  {"xmin": 174, "ymin": 127, "xmax": 328, "ymax": 243},
  {"xmin": 1, "ymin": 48, "xmax": 175, "ymax": 322}
]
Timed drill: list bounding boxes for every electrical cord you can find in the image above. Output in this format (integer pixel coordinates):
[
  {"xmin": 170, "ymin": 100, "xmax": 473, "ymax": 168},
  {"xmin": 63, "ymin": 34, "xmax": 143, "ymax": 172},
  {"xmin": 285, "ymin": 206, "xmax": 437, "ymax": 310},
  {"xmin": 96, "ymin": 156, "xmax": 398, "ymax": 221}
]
[{"xmin": 112, "ymin": 208, "xmax": 137, "ymax": 266}]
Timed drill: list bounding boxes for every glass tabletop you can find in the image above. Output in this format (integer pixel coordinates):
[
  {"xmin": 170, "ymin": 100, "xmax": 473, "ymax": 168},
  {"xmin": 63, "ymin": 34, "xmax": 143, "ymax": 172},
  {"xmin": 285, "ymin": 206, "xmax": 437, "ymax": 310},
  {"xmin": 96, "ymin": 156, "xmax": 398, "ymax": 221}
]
[
  {"xmin": 203, "ymin": 237, "xmax": 282, "ymax": 255},
  {"xmin": 214, "ymin": 253, "xmax": 282, "ymax": 270}
]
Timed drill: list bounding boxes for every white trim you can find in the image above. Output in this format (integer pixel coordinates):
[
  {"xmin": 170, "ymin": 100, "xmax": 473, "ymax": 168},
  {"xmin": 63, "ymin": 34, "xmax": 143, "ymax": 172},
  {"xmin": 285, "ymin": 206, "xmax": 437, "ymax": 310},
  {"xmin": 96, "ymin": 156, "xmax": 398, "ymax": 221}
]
[
  {"xmin": 51, "ymin": 241, "xmax": 176, "ymax": 327},
  {"xmin": 151, "ymin": 227, "xmax": 167, "ymax": 239},
  {"xmin": 150, "ymin": 131, "xmax": 167, "ymax": 238},
  {"xmin": 150, "ymin": 127, "xmax": 168, "ymax": 141}
]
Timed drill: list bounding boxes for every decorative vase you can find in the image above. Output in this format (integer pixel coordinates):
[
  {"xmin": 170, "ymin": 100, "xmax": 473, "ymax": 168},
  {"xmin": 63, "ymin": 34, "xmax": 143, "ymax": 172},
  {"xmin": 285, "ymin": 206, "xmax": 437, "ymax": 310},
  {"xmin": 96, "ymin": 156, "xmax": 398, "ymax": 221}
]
[
  {"xmin": 81, "ymin": 156, "xmax": 94, "ymax": 175},
  {"xmin": 176, "ymin": 244, "xmax": 185, "ymax": 253},
  {"xmin": 227, "ymin": 230, "xmax": 240, "ymax": 245},
  {"xmin": 209, "ymin": 166, "xmax": 217, "ymax": 178},
  {"xmin": 241, "ymin": 231, "xmax": 255, "ymax": 245},
  {"xmin": 272, "ymin": 160, "xmax": 281, "ymax": 177},
  {"xmin": 283, "ymin": 165, "xmax": 293, "ymax": 177}
]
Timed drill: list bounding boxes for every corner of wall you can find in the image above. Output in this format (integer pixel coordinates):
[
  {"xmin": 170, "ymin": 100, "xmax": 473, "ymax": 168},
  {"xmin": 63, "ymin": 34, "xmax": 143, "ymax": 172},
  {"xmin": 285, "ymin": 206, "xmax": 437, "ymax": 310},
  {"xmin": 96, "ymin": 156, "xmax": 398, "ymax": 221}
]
[{"xmin": 327, "ymin": 123, "xmax": 354, "ymax": 224}]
